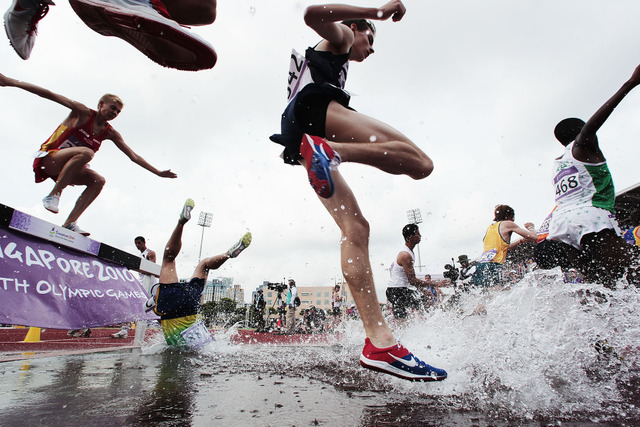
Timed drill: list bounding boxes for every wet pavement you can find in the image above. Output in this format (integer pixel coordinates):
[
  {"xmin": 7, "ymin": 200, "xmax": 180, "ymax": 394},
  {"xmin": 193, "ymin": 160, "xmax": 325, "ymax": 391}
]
[{"xmin": 0, "ymin": 343, "xmax": 621, "ymax": 426}]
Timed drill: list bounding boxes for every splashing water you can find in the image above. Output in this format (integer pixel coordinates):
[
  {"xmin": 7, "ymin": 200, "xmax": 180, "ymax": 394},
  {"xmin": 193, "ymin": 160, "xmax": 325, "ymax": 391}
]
[{"xmin": 137, "ymin": 268, "xmax": 640, "ymax": 423}]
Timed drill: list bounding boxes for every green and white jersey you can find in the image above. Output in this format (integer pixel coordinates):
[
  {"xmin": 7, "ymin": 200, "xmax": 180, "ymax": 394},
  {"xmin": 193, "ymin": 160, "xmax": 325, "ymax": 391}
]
[{"xmin": 553, "ymin": 142, "xmax": 615, "ymax": 213}]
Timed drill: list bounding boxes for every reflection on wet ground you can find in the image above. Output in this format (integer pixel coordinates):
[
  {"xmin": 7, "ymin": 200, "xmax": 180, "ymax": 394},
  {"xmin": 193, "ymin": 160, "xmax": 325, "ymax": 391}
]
[
  {"xmin": 0, "ymin": 344, "xmax": 625, "ymax": 426},
  {"xmin": 3, "ymin": 274, "xmax": 640, "ymax": 426}
]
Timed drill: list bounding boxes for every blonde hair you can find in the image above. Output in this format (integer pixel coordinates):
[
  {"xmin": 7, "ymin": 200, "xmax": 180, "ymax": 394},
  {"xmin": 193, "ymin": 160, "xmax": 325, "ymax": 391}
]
[{"xmin": 98, "ymin": 93, "xmax": 124, "ymax": 108}]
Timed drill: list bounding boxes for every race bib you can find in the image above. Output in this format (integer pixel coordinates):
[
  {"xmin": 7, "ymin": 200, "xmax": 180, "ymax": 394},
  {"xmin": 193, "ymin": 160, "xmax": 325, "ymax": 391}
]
[
  {"xmin": 286, "ymin": 49, "xmax": 313, "ymax": 101},
  {"xmin": 477, "ymin": 249, "xmax": 498, "ymax": 263},
  {"xmin": 554, "ymin": 166, "xmax": 581, "ymax": 202},
  {"xmin": 180, "ymin": 320, "xmax": 215, "ymax": 350}
]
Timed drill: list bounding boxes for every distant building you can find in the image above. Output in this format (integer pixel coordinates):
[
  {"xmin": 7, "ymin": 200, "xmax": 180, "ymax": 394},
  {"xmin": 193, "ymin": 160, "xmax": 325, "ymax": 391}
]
[
  {"xmin": 256, "ymin": 280, "xmax": 354, "ymax": 316},
  {"xmin": 202, "ymin": 277, "xmax": 242, "ymax": 305}
]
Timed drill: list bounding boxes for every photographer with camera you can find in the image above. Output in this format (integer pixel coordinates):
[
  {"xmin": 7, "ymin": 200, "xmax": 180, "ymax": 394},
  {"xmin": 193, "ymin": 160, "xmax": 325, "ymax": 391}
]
[
  {"xmin": 267, "ymin": 281, "xmax": 288, "ymax": 332},
  {"xmin": 253, "ymin": 289, "xmax": 266, "ymax": 332}
]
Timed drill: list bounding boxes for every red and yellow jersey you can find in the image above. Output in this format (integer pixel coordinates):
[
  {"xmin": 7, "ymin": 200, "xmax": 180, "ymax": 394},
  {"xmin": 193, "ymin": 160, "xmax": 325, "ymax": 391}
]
[{"xmin": 38, "ymin": 110, "xmax": 111, "ymax": 154}]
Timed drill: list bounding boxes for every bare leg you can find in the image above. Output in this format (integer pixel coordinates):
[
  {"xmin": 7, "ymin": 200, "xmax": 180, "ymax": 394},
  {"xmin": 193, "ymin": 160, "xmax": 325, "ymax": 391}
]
[
  {"xmin": 162, "ymin": 0, "xmax": 216, "ymax": 25},
  {"xmin": 39, "ymin": 147, "xmax": 96, "ymax": 198},
  {"xmin": 158, "ymin": 221, "xmax": 185, "ymax": 284},
  {"xmin": 324, "ymin": 102, "xmax": 433, "ymax": 180},
  {"xmin": 62, "ymin": 169, "xmax": 106, "ymax": 226},
  {"xmin": 311, "ymin": 166, "xmax": 395, "ymax": 348},
  {"xmin": 192, "ymin": 254, "xmax": 228, "ymax": 280}
]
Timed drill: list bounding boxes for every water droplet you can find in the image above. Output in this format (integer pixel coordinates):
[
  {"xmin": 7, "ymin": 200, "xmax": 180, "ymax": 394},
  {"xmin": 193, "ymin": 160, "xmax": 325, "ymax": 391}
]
[
  {"xmin": 347, "ymin": 258, "xmax": 353, "ymax": 264},
  {"xmin": 369, "ymin": 135, "xmax": 377, "ymax": 142},
  {"xmin": 377, "ymin": 10, "xmax": 383, "ymax": 18}
]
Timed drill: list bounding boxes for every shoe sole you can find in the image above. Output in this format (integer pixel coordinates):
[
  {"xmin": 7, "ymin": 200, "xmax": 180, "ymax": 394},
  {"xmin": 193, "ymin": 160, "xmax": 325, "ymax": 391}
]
[
  {"xmin": 181, "ymin": 198, "xmax": 194, "ymax": 222},
  {"xmin": 229, "ymin": 233, "xmax": 252, "ymax": 258},
  {"xmin": 69, "ymin": 0, "xmax": 216, "ymax": 71},
  {"xmin": 360, "ymin": 356, "xmax": 447, "ymax": 382},
  {"xmin": 4, "ymin": 13, "xmax": 31, "ymax": 60}
]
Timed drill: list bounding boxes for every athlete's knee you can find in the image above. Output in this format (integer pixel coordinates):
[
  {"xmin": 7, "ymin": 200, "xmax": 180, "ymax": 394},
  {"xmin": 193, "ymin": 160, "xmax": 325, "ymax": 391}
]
[
  {"xmin": 342, "ymin": 216, "xmax": 370, "ymax": 243},
  {"xmin": 412, "ymin": 157, "xmax": 434, "ymax": 180},
  {"xmin": 74, "ymin": 147, "xmax": 96, "ymax": 163},
  {"xmin": 91, "ymin": 174, "xmax": 106, "ymax": 190}
]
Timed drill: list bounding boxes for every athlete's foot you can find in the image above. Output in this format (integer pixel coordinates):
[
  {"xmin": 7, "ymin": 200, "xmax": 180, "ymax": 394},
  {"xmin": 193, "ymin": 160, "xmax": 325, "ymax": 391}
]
[
  {"xmin": 4, "ymin": 0, "xmax": 54, "ymax": 60},
  {"xmin": 299, "ymin": 134, "xmax": 341, "ymax": 199},
  {"xmin": 68, "ymin": 0, "xmax": 216, "ymax": 71},
  {"xmin": 42, "ymin": 194, "xmax": 59, "ymax": 213},
  {"xmin": 227, "ymin": 232, "xmax": 252, "ymax": 258},
  {"xmin": 63, "ymin": 222, "xmax": 90, "ymax": 236},
  {"xmin": 359, "ymin": 338, "xmax": 447, "ymax": 382},
  {"xmin": 179, "ymin": 198, "xmax": 194, "ymax": 224}
]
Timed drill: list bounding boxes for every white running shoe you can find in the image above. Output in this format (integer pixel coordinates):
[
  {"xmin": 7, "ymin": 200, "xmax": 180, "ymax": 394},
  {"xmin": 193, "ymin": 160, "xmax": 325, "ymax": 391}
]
[
  {"xmin": 68, "ymin": 0, "xmax": 217, "ymax": 71},
  {"xmin": 227, "ymin": 232, "xmax": 252, "ymax": 258},
  {"xmin": 42, "ymin": 194, "xmax": 59, "ymax": 213},
  {"xmin": 3, "ymin": 0, "xmax": 54, "ymax": 60},
  {"xmin": 111, "ymin": 329, "xmax": 128, "ymax": 338},
  {"xmin": 63, "ymin": 222, "xmax": 90, "ymax": 236},
  {"xmin": 180, "ymin": 198, "xmax": 194, "ymax": 224},
  {"xmin": 144, "ymin": 283, "xmax": 158, "ymax": 312}
]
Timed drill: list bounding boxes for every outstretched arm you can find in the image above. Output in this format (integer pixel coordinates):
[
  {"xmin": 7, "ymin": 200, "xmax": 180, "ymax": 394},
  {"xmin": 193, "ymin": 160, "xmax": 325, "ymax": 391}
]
[
  {"xmin": 304, "ymin": 1, "xmax": 406, "ymax": 51},
  {"xmin": 576, "ymin": 64, "xmax": 640, "ymax": 157},
  {"xmin": 503, "ymin": 221, "xmax": 537, "ymax": 250},
  {"xmin": 0, "ymin": 73, "xmax": 91, "ymax": 118},
  {"xmin": 109, "ymin": 129, "xmax": 177, "ymax": 178}
]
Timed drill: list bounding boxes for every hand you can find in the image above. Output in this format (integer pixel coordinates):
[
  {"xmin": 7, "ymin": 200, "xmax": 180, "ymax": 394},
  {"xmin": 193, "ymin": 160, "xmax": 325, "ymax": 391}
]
[
  {"xmin": 377, "ymin": 0, "xmax": 406, "ymax": 22},
  {"xmin": 524, "ymin": 222, "xmax": 535, "ymax": 231},
  {"xmin": 629, "ymin": 64, "xmax": 640, "ymax": 86},
  {"xmin": 157, "ymin": 169, "xmax": 177, "ymax": 178},
  {"xmin": 0, "ymin": 73, "xmax": 16, "ymax": 87}
]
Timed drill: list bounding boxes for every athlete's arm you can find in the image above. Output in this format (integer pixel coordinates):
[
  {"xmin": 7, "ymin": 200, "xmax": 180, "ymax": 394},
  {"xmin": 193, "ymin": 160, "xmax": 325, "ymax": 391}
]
[
  {"xmin": 304, "ymin": 1, "xmax": 405, "ymax": 51},
  {"xmin": 0, "ymin": 73, "xmax": 91, "ymax": 119},
  {"xmin": 575, "ymin": 64, "xmax": 640, "ymax": 161},
  {"xmin": 502, "ymin": 221, "xmax": 537, "ymax": 249},
  {"xmin": 397, "ymin": 251, "xmax": 427, "ymax": 288},
  {"xmin": 147, "ymin": 249, "xmax": 157, "ymax": 263},
  {"xmin": 108, "ymin": 130, "xmax": 178, "ymax": 178}
]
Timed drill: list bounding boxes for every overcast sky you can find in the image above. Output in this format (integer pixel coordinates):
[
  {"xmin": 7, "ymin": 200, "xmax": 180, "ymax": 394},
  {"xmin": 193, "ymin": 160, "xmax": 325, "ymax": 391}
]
[{"xmin": 2, "ymin": 0, "xmax": 640, "ymax": 302}]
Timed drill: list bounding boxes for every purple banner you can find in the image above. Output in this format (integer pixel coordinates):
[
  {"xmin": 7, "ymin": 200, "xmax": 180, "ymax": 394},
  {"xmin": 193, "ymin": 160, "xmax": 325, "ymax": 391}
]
[{"xmin": 0, "ymin": 227, "xmax": 157, "ymax": 329}]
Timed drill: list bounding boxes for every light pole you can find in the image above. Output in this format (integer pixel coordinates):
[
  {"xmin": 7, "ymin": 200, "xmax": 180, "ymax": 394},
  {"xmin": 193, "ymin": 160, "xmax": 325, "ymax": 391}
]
[
  {"xmin": 406, "ymin": 208, "xmax": 423, "ymax": 269},
  {"xmin": 197, "ymin": 211, "xmax": 213, "ymax": 264}
]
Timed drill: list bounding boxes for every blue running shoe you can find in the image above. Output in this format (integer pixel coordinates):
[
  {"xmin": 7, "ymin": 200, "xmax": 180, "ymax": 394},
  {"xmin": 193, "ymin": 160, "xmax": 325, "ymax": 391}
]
[
  {"xmin": 360, "ymin": 338, "xmax": 447, "ymax": 382},
  {"xmin": 299, "ymin": 134, "xmax": 339, "ymax": 198}
]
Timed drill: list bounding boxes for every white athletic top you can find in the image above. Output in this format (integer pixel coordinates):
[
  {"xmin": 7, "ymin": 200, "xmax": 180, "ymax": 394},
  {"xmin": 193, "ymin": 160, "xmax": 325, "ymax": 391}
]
[
  {"xmin": 552, "ymin": 142, "xmax": 615, "ymax": 214},
  {"xmin": 139, "ymin": 248, "xmax": 159, "ymax": 293},
  {"xmin": 388, "ymin": 245, "xmax": 415, "ymax": 289}
]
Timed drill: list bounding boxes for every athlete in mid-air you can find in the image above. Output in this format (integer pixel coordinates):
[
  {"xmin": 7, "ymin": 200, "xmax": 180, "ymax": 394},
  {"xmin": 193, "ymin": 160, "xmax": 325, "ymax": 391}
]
[
  {"xmin": 270, "ymin": 1, "xmax": 446, "ymax": 382},
  {"xmin": 0, "ymin": 73, "xmax": 177, "ymax": 235},
  {"xmin": 535, "ymin": 64, "xmax": 640, "ymax": 286}
]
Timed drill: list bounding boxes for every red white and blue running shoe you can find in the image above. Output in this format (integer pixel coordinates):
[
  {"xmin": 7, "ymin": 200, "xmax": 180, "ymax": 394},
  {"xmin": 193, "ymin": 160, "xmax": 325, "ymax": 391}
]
[
  {"xmin": 360, "ymin": 338, "xmax": 447, "ymax": 382},
  {"xmin": 299, "ymin": 134, "xmax": 339, "ymax": 199}
]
